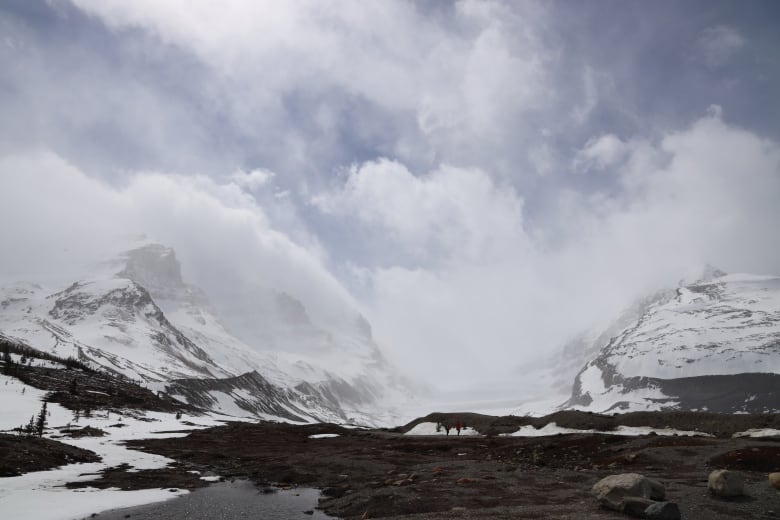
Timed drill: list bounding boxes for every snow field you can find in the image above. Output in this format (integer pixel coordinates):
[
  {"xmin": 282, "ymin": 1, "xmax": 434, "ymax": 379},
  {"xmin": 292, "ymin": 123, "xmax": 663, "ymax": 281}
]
[
  {"xmin": 404, "ymin": 422, "xmax": 480, "ymax": 436},
  {"xmin": 0, "ymin": 374, "xmax": 238, "ymax": 520},
  {"xmin": 503, "ymin": 421, "xmax": 712, "ymax": 437}
]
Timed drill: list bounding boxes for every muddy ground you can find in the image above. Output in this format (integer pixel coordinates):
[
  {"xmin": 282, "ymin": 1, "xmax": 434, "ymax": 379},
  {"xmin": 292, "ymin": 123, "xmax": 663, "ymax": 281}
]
[{"xmin": 78, "ymin": 412, "xmax": 780, "ymax": 520}]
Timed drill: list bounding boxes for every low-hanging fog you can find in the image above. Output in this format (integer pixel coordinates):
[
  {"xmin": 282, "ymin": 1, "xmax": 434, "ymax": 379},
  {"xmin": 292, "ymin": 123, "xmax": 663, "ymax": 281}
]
[{"xmin": 1, "ymin": 1, "xmax": 779, "ymax": 399}]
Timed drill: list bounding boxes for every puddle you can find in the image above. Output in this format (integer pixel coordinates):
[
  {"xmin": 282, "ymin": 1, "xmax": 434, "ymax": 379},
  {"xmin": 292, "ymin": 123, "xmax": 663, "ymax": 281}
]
[{"xmin": 92, "ymin": 480, "xmax": 336, "ymax": 519}]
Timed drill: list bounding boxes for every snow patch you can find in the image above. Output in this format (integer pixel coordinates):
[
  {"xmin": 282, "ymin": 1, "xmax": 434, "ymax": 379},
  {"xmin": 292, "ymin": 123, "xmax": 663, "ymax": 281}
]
[{"xmin": 404, "ymin": 422, "xmax": 479, "ymax": 436}]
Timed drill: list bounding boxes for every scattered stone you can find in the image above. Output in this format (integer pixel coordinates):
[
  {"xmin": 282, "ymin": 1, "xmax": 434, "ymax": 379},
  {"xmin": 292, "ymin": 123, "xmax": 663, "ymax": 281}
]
[
  {"xmin": 592, "ymin": 473, "xmax": 665, "ymax": 511},
  {"xmin": 456, "ymin": 477, "xmax": 478, "ymax": 485},
  {"xmin": 708, "ymin": 469, "xmax": 744, "ymax": 498},
  {"xmin": 620, "ymin": 496, "xmax": 655, "ymax": 518},
  {"xmin": 769, "ymin": 472, "xmax": 780, "ymax": 490},
  {"xmin": 303, "ymin": 511, "xmax": 314, "ymax": 516},
  {"xmin": 644, "ymin": 501, "xmax": 681, "ymax": 520}
]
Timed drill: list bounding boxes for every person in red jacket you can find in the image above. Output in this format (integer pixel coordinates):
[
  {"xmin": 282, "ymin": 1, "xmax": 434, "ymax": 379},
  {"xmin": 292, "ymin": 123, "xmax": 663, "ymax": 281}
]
[{"xmin": 455, "ymin": 419, "xmax": 462, "ymax": 436}]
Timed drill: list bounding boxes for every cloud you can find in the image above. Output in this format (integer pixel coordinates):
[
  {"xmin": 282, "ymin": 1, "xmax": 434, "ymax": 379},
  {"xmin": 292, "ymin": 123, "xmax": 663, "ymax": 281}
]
[
  {"xmin": 0, "ymin": 151, "xmax": 358, "ymax": 333},
  {"xmin": 3, "ymin": 3, "xmax": 780, "ymax": 399},
  {"xmin": 573, "ymin": 133, "xmax": 630, "ymax": 173},
  {"xmin": 67, "ymin": 0, "xmax": 552, "ymax": 178},
  {"xmin": 312, "ymin": 159, "xmax": 526, "ymax": 264},
  {"xmin": 312, "ymin": 111, "xmax": 780, "ymax": 391},
  {"xmin": 229, "ymin": 168, "xmax": 275, "ymax": 190},
  {"xmin": 695, "ymin": 25, "xmax": 746, "ymax": 69}
]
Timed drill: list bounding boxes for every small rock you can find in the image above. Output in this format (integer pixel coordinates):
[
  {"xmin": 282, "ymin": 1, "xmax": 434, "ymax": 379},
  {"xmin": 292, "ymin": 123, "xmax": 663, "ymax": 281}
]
[
  {"xmin": 644, "ymin": 501, "xmax": 681, "ymax": 520},
  {"xmin": 456, "ymin": 477, "xmax": 478, "ymax": 485},
  {"xmin": 592, "ymin": 473, "xmax": 665, "ymax": 511},
  {"xmin": 620, "ymin": 496, "xmax": 655, "ymax": 518},
  {"xmin": 303, "ymin": 511, "xmax": 314, "ymax": 516},
  {"xmin": 450, "ymin": 507, "xmax": 467, "ymax": 512},
  {"xmin": 769, "ymin": 472, "xmax": 780, "ymax": 491},
  {"xmin": 708, "ymin": 469, "xmax": 744, "ymax": 498}
]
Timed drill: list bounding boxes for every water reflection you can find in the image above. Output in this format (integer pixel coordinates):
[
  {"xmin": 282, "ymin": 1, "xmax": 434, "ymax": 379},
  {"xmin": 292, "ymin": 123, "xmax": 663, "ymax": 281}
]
[{"xmin": 93, "ymin": 480, "xmax": 336, "ymax": 519}]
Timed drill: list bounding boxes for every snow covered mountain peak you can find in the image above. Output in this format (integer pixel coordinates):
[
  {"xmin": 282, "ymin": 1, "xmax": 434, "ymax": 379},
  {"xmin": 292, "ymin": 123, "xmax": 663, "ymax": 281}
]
[
  {"xmin": 567, "ymin": 271, "xmax": 780, "ymax": 413},
  {"xmin": 118, "ymin": 244, "xmax": 183, "ymax": 290},
  {"xmin": 0, "ymin": 241, "xmax": 409, "ymax": 424},
  {"xmin": 687, "ymin": 264, "xmax": 728, "ymax": 285}
]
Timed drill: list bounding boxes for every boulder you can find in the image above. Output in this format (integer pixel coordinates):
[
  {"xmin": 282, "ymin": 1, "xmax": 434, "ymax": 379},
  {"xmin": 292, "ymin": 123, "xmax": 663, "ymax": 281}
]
[
  {"xmin": 645, "ymin": 501, "xmax": 681, "ymax": 520},
  {"xmin": 769, "ymin": 472, "xmax": 780, "ymax": 491},
  {"xmin": 592, "ymin": 473, "xmax": 666, "ymax": 511},
  {"xmin": 708, "ymin": 469, "xmax": 744, "ymax": 498}
]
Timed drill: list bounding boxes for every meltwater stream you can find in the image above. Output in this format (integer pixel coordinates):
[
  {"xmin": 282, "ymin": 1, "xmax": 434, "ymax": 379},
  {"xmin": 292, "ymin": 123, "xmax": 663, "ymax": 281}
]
[{"xmin": 92, "ymin": 480, "xmax": 336, "ymax": 520}]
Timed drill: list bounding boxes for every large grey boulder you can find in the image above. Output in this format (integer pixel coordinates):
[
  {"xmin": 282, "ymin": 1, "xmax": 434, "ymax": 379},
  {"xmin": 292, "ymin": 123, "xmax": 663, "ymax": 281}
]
[
  {"xmin": 708, "ymin": 469, "xmax": 744, "ymax": 498},
  {"xmin": 592, "ymin": 473, "xmax": 666, "ymax": 511},
  {"xmin": 769, "ymin": 472, "xmax": 780, "ymax": 491}
]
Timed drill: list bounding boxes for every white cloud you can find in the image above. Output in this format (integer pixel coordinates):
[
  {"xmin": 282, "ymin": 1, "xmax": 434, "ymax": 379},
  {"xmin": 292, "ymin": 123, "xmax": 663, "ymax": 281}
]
[
  {"xmin": 229, "ymin": 168, "xmax": 275, "ymax": 190},
  {"xmin": 312, "ymin": 159, "xmax": 526, "ymax": 264},
  {"xmin": 69, "ymin": 0, "xmax": 551, "ymax": 173},
  {"xmin": 574, "ymin": 133, "xmax": 630, "ymax": 173},
  {"xmin": 0, "ymin": 151, "xmax": 358, "ymax": 333},
  {"xmin": 311, "ymin": 112, "xmax": 780, "ymax": 390}
]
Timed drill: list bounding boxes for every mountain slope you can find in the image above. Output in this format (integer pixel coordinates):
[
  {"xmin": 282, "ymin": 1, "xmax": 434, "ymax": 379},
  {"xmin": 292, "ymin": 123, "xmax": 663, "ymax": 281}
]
[
  {"xmin": 0, "ymin": 243, "xmax": 407, "ymax": 424},
  {"xmin": 567, "ymin": 271, "xmax": 780, "ymax": 413}
]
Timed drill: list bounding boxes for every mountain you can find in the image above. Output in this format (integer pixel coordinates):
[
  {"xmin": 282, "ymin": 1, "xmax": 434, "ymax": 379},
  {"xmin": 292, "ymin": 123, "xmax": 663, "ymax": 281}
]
[
  {"xmin": 566, "ymin": 269, "xmax": 780, "ymax": 413},
  {"xmin": 0, "ymin": 243, "xmax": 407, "ymax": 424}
]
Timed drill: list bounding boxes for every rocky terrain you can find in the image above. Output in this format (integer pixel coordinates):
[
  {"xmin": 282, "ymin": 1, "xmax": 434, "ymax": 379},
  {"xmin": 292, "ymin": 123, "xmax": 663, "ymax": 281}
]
[{"xmin": 31, "ymin": 411, "xmax": 774, "ymax": 520}]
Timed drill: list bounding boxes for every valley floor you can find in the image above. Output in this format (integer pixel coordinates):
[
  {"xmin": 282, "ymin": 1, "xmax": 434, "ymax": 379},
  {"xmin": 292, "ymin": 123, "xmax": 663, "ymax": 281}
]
[
  {"xmin": 2, "ymin": 396, "xmax": 780, "ymax": 519},
  {"xmin": 91, "ymin": 416, "xmax": 780, "ymax": 519}
]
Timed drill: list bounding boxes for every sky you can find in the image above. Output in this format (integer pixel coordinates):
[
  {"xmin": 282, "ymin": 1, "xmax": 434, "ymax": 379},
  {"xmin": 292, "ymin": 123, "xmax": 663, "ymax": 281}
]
[{"xmin": 1, "ymin": 1, "xmax": 780, "ymax": 396}]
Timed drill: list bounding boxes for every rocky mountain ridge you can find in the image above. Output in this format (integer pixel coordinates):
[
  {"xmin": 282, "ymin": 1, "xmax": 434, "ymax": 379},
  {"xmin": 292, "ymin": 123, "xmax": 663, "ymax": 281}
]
[
  {"xmin": 567, "ymin": 270, "xmax": 780, "ymax": 413},
  {"xmin": 0, "ymin": 243, "xmax": 406, "ymax": 424}
]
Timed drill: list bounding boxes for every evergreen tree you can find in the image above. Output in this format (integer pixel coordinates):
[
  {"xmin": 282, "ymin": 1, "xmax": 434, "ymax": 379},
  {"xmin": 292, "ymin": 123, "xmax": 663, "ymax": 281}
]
[
  {"xmin": 2, "ymin": 344, "xmax": 14, "ymax": 375},
  {"xmin": 25, "ymin": 415, "xmax": 36, "ymax": 437},
  {"xmin": 35, "ymin": 401, "xmax": 48, "ymax": 437}
]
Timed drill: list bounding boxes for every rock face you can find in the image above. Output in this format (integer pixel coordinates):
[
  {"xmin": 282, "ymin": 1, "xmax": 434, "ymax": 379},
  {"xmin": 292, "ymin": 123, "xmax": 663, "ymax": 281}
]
[
  {"xmin": 592, "ymin": 473, "xmax": 665, "ymax": 511},
  {"xmin": 708, "ymin": 469, "xmax": 745, "ymax": 498},
  {"xmin": 569, "ymin": 270, "xmax": 780, "ymax": 413}
]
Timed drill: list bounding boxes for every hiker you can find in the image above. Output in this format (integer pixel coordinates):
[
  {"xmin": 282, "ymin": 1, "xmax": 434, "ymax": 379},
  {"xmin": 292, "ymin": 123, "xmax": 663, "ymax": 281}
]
[
  {"xmin": 444, "ymin": 422, "xmax": 451, "ymax": 436},
  {"xmin": 455, "ymin": 419, "xmax": 462, "ymax": 436}
]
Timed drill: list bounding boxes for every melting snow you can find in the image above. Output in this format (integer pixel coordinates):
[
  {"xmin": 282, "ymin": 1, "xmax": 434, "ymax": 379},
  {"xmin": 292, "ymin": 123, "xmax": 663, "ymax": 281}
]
[
  {"xmin": 404, "ymin": 422, "xmax": 480, "ymax": 436},
  {"xmin": 732, "ymin": 428, "xmax": 780, "ymax": 438},
  {"xmin": 0, "ymin": 374, "xmax": 238, "ymax": 520},
  {"xmin": 503, "ymin": 421, "xmax": 711, "ymax": 437}
]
